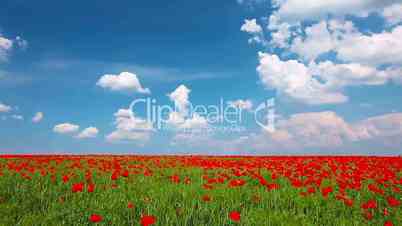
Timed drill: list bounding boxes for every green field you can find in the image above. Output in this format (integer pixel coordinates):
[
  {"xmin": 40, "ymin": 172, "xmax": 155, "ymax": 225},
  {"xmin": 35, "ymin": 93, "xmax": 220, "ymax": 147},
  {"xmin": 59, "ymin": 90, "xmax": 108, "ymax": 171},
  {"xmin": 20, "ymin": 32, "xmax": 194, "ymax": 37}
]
[{"xmin": 0, "ymin": 156, "xmax": 400, "ymax": 226}]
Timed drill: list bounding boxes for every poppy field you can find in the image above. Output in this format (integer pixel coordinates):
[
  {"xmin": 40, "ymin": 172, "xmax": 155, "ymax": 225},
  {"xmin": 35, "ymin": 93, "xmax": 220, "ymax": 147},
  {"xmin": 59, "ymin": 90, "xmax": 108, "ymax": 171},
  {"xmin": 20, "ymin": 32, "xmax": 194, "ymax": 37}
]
[{"xmin": 0, "ymin": 155, "xmax": 400, "ymax": 226}]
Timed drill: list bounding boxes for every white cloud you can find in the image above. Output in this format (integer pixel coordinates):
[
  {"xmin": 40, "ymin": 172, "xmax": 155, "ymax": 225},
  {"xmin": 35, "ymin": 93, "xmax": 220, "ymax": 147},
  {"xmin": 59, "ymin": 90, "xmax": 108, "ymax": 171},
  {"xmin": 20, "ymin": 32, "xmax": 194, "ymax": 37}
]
[
  {"xmin": 96, "ymin": 71, "xmax": 150, "ymax": 94},
  {"xmin": 353, "ymin": 113, "xmax": 402, "ymax": 140},
  {"xmin": 227, "ymin": 99, "xmax": 253, "ymax": 111},
  {"xmin": 244, "ymin": 111, "xmax": 402, "ymax": 152},
  {"xmin": 167, "ymin": 85, "xmax": 191, "ymax": 117},
  {"xmin": 165, "ymin": 85, "xmax": 210, "ymax": 146},
  {"xmin": 275, "ymin": 0, "xmax": 396, "ymax": 24},
  {"xmin": 241, "ymin": 19, "xmax": 267, "ymax": 45},
  {"xmin": 32, "ymin": 112, "xmax": 44, "ymax": 123},
  {"xmin": 257, "ymin": 52, "xmax": 398, "ymax": 105},
  {"xmin": 275, "ymin": 111, "xmax": 358, "ymax": 147},
  {"xmin": 264, "ymin": 7, "xmax": 402, "ymax": 67},
  {"xmin": 268, "ymin": 14, "xmax": 293, "ymax": 48},
  {"xmin": 241, "ymin": 19, "xmax": 263, "ymax": 33},
  {"xmin": 382, "ymin": 3, "xmax": 402, "ymax": 26},
  {"xmin": 290, "ymin": 21, "xmax": 335, "ymax": 61},
  {"xmin": 336, "ymin": 26, "xmax": 402, "ymax": 66},
  {"xmin": 0, "ymin": 102, "xmax": 11, "ymax": 112},
  {"xmin": 53, "ymin": 123, "xmax": 80, "ymax": 134},
  {"xmin": 11, "ymin": 114, "xmax": 23, "ymax": 120},
  {"xmin": 76, "ymin": 127, "xmax": 99, "ymax": 139},
  {"xmin": 166, "ymin": 85, "xmax": 209, "ymax": 130},
  {"xmin": 106, "ymin": 108, "xmax": 154, "ymax": 143},
  {"xmin": 178, "ymin": 113, "xmax": 208, "ymax": 130},
  {"xmin": 257, "ymin": 52, "xmax": 348, "ymax": 104},
  {"xmin": 309, "ymin": 61, "xmax": 390, "ymax": 87},
  {"xmin": 0, "ymin": 36, "xmax": 13, "ymax": 62}
]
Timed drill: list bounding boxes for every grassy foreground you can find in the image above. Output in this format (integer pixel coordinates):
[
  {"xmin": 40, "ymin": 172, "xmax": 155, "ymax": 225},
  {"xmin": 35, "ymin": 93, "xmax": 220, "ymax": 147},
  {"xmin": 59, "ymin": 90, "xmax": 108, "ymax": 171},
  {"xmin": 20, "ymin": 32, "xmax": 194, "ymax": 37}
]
[{"xmin": 0, "ymin": 155, "xmax": 400, "ymax": 226}]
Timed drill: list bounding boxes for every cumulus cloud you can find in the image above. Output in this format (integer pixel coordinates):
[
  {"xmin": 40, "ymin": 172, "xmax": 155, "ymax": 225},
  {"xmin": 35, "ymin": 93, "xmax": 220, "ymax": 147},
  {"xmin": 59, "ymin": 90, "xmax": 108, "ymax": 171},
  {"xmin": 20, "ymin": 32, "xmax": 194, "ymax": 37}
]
[
  {"xmin": 241, "ymin": 19, "xmax": 263, "ymax": 33},
  {"xmin": 32, "ymin": 112, "xmax": 44, "ymax": 123},
  {"xmin": 274, "ymin": 0, "xmax": 396, "ymax": 24},
  {"xmin": 76, "ymin": 127, "xmax": 99, "ymax": 139},
  {"xmin": 53, "ymin": 123, "xmax": 80, "ymax": 134},
  {"xmin": 106, "ymin": 108, "xmax": 154, "ymax": 143},
  {"xmin": 267, "ymin": 14, "xmax": 293, "ymax": 48},
  {"xmin": 167, "ymin": 85, "xmax": 191, "ymax": 117},
  {"xmin": 257, "ymin": 53, "xmax": 348, "ymax": 104},
  {"xmin": 257, "ymin": 52, "xmax": 399, "ymax": 105},
  {"xmin": 382, "ymin": 4, "xmax": 402, "ymax": 26},
  {"xmin": 165, "ymin": 85, "xmax": 210, "ymax": 146},
  {"xmin": 96, "ymin": 71, "xmax": 150, "ymax": 94},
  {"xmin": 290, "ymin": 21, "xmax": 335, "ymax": 61},
  {"xmin": 166, "ymin": 85, "xmax": 209, "ymax": 130},
  {"xmin": 354, "ymin": 113, "xmax": 402, "ymax": 139},
  {"xmin": 0, "ymin": 102, "xmax": 11, "ymax": 112},
  {"xmin": 240, "ymin": 19, "xmax": 267, "ymax": 45},
  {"xmin": 237, "ymin": 1, "xmax": 402, "ymax": 107},
  {"xmin": 263, "ymin": 6, "xmax": 402, "ymax": 67},
  {"xmin": 245, "ymin": 111, "xmax": 402, "ymax": 152},
  {"xmin": 227, "ymin": 99, "xmax": 253, "ymax": 111},
  {"xmin": 336, "ymin": 26, "xmax": 402, "ymax": 66}
]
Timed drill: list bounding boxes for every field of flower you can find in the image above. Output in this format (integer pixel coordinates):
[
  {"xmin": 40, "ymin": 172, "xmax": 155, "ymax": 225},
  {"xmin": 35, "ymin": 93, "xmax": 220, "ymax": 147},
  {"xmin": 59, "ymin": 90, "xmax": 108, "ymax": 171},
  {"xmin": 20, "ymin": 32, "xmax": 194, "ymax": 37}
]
[{"xmin": 0, "ymin": 155, "xmax": 400, "ymax": 226}]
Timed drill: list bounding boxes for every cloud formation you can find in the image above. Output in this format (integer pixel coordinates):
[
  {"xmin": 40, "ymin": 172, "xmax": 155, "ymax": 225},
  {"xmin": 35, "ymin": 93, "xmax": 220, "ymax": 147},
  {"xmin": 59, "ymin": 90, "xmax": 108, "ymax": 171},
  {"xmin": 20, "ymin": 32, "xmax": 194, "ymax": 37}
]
[
  {"xmin": 166, "ymin": 85, "xmax": 209, "ymax": 130},
  {"xmin": 241, "ymin": 19, "xmax": 262, "ymax": 33},
  {"xmin": 53, "ymin": 123, "xmax": 80, "ymax": 134},
  {"xmin": 240, "ymin": 1, "xmax": 402, "ymax": 105},
  {"xmin": 96, "ymin": 71, "xmax": 150, "ymax": 94},
  {"xmin": 228, "ymin": 99, "xmax": 253, "ymax": 111},
  {"xmin": 106, "ymin": 108, "xmax": 154, "ymax": 143},
  {"xmin": 241, "ymin": 111, "xmax": 402, "ymax": 153},
  {"xmin": 273, "ymin": 0, "xmax": 396, "ymax": 23},
  {"xmin": 0, "ymin": 102, "xmax": 11, "ymax": 112},
  {"xmin": 76, "ymin": 127, "xmax": 99, "ymax": 139}
]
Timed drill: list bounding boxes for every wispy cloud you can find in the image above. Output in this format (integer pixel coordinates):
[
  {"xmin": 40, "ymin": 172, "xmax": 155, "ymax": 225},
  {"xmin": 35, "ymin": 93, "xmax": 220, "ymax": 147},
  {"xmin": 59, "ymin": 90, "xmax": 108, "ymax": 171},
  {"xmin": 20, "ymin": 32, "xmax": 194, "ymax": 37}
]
[{"xmin": 35, "ymin": 58, "xmax": 230, "ymax": 83}]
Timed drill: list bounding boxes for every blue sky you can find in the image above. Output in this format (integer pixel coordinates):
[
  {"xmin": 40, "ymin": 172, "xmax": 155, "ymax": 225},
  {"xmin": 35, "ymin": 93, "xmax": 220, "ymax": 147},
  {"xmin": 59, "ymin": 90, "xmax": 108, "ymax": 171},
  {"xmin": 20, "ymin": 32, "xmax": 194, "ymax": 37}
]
[{"xmin": 1, "ymin": 0, "xmax": 402, "ymax": 155}]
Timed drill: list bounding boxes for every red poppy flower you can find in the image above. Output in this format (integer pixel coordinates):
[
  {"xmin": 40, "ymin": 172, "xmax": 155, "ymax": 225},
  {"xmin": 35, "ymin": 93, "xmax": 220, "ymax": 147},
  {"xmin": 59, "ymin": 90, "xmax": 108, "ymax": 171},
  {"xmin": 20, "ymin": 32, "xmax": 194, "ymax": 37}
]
[
  {"xmin": 321, "ymin": 186, "xmax": 333, "ymax": 198},
  {"xmin": 111, "ymin": 172, "xmax": 119, "ymax": 180},
  {"xmin": 361, "ymin": 199, "xmax": 377, "ymax": 209},
  {"xmin": 387, "ymin": 196, "xmax": 400, "ymax": 207},
  {"xmin": 71, "ymin": 182, "xmax": 84, "ymax": 193},
  {"xmin": 87, "ymin": 183, "xmax": 95, "ymax": 193},
  {"xmin": 384, "ymin": 221, "xmax": 393, "ymax": 226},
  {"xmin": 89, "ymin": 214, "xmax": 103, "ymax": 223},
  {"xmin": 229, "ymin": 179, "xmax": 246, "ymax": 187},
  {"xmin": 127, "ymin": 202, "xmax": 134, "ymax": 209},
  {"xmin": 229, "ymin": 211, "xmax": 241, "ymax": 222},
  {"xmin": 122, "ymin": 170, "xmax": 129, "ymax": 177},
  {"xmin": 170, "ymin": 175, "xmax": 180, "ymax": 183},
  {"xmin": 140, "ymin": 215, "xmax": 156, "ymax": 226},
  {"xmin": 62, "ymin": 175, "xmax": 69, "ymax": 183}
]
